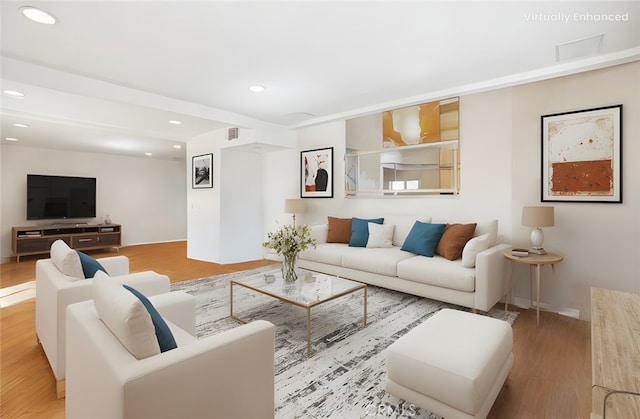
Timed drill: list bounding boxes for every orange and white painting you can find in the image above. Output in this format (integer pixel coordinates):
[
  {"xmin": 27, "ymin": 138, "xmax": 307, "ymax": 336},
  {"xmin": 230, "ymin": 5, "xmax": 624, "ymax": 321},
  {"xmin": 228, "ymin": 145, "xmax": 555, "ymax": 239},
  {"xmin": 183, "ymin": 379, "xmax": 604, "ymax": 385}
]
[{"xmin": 542, "ymin": 105, "xmax": 622, "ymax": 203}]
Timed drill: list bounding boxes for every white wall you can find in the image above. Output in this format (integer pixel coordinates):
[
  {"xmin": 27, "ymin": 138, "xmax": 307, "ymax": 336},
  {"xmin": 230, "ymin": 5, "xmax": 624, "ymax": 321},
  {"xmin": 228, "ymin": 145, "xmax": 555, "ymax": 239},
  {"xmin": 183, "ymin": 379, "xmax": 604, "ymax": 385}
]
[
  {"xmin": 261, "ymin": 148, "xmax": 300, "ymax": 236},
  {"xmin": 0, "ymin": 145, "xmax": 187, "ymax": 261},
  {"xmin": 219, "ymin": 148, "xmax": 263, "ymax": 263},
  {"xmin": 271, "ymin": 62, "xmax": 639, "ymax": 321},
  {"xmin": 186, "ymin": 132, "xmax": 223, "ymax": 262},
  {"xmin": 509, "ymin": 61, "xmax": 640, "ymax": 319},
  {"xmin": 295, "ymin": 93, "xmax": 514, "ymax": 239},
  {"xmin": 186, "ymin": 129, "xmax": 268, "ymax": 263}
]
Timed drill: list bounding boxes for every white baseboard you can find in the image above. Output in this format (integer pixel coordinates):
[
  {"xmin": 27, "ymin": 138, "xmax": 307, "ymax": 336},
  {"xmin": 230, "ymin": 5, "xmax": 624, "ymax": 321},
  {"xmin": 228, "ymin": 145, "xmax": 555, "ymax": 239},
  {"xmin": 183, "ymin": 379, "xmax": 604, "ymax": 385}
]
[
  {"xmin": 558, "ymin": 308, "xmax": 580, "ymax": 319},
  {"xmin": 510, "ymin": 297, "xmax": 580, "ymax": 319}
]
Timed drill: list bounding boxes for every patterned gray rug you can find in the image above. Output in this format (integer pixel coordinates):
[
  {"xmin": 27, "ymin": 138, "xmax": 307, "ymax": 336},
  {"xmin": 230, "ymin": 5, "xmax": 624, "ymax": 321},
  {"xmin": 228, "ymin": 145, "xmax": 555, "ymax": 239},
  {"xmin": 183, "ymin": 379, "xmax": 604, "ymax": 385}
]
[{"xmin": 171, "ymin": 267, "xmax": 518, "ymax": 419}]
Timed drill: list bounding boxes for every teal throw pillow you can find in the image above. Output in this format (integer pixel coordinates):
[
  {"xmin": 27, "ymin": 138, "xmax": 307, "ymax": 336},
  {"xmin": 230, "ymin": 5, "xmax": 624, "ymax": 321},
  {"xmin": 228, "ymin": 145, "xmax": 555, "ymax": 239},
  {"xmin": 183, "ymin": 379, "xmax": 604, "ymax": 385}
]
[
  {"xmin": 401, "ymin": 221, "xmax": 446, "ymax": 257},
  {"xmin": 123, "ymin": 285, "xmax": 177, "ymax": 353},
  {"xmin": 349, "ymin": 217, "xmax": 384, "ymax": 247},
  {"xmin": 77, "ymin": 251, "xmax": 107, "ymax": 278}
]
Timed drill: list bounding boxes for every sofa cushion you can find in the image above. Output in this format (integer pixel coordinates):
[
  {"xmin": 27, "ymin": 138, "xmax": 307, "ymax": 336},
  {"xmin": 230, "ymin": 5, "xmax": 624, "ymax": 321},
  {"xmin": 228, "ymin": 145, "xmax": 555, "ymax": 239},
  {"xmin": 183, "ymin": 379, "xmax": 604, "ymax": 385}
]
[
  {"xmin": 77, "ymin": 251, "xmax": 107, "ymax": 278},
  {"xmin": 50, "ymin": 239, "xmax": 84, "ymax": 279},
  {"xmin": 299, "ymin": 243, "xmax": 355, "ymax": 266},
  {"xmin": 431, "ymin": 218, "xmax": 498, "ymax": 248},
  {"xmin": 461, "ymin": 233, "xmax": 491, "ymax": 268},
  {"xmin": 349, "ymin": 217, "xmax": 384, "ymax": 247},
  {"xmin": 385, "ymin": 215, "xmax": 432, "ymax": 247},
  {"xmin": 124, "ymin": 285, "xmax": 177, "ymax": 353},
  {"xmin": 401, "ymin": 221, "xmax": 446, "ymax": 257},
  {"xmin": 93, "ymin": 271, "xmax": 160, "ymax": 360},
  {"xmin": 366, "ymin": 223, "xmax": 395, "ymax": 248},
  {"xmin": 397, "ymin": 256, "xmax": 476, "ymax": 292},
  {"xmin": 327, "ymin": 216, "xmax": 352, "ymax": 243},
  {"xmin": 435, "ymin": 223, "xmax": 477, "ymax": 261},
  {"xmin": 342, "ymin": 247, "xmax": 415, "ymax": 277}
]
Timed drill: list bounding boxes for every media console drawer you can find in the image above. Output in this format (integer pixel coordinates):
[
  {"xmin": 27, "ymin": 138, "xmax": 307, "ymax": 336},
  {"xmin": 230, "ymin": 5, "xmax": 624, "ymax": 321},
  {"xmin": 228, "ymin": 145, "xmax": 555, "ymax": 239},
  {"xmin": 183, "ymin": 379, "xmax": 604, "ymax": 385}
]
[
  {"xmin": 72, "ymin": 234, "xmax": 120, "ymax": 249},
  {"xmin": 16, "ymin": 236, "xmax": 71, "ymax": 253},
  {"xmin": 12, "ymin": 224, "xmax": 122, "ymax": 262}
]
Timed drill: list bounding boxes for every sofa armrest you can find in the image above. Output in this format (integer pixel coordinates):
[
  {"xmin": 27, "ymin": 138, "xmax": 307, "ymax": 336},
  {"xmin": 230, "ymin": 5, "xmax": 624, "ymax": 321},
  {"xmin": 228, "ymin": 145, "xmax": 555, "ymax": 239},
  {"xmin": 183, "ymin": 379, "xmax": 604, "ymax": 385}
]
[
  {"xmin": 474, "ymin": 243, "xmax": 511, "ymax": 312},
  {"xmin": 97, "ymin": 255, "xmax": 129, "ymax": 276},
  {"xmin": 123, "ymin": 320, "xmax": 275, "ymax": 419},
  {"xmin": 66, "ymin": 300, "xmax": 275, "ymax": 419},
  {"xmin": 310, "ymin": 224, "xmax": 328, "ymax": 244},
  {"xmin": 148, "ymin": 291, "xmax": 196, "ymax": 336}
]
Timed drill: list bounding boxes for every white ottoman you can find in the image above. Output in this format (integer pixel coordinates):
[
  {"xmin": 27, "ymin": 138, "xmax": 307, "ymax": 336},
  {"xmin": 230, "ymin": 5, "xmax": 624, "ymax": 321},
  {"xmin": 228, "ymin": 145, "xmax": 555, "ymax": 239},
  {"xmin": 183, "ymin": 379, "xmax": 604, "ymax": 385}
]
[{"xmin": 386, "ymin": 308, "xmax": 513, "ymax": 419}]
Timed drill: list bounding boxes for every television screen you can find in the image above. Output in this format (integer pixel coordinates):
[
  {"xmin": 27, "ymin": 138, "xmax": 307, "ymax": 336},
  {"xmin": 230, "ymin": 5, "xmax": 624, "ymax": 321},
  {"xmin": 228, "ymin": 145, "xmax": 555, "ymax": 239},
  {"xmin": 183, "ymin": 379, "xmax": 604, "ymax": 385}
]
[{"xmin": 27, "ymin": 174, "xmax": 97, "ymax": 220}]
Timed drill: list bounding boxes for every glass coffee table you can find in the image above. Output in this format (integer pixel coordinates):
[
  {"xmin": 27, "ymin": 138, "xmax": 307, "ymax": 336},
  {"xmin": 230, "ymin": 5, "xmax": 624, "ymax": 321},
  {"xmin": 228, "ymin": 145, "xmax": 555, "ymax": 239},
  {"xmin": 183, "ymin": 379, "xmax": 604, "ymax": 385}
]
[{"xmin": 230, "ymin": 269, "xmax": 367, "ymax": 356}]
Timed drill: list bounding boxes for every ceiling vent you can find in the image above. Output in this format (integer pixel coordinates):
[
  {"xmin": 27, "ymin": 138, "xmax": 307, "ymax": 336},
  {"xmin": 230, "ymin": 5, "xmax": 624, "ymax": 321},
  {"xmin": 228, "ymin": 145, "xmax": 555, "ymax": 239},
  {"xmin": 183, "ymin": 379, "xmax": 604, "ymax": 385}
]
[
  {"xmin": 227, "ymin": 127, "xmax": 239, "ymax": 141},
  {"xmin": 556, "ymin": 33, "xmax": 604, "ymax": 62}
]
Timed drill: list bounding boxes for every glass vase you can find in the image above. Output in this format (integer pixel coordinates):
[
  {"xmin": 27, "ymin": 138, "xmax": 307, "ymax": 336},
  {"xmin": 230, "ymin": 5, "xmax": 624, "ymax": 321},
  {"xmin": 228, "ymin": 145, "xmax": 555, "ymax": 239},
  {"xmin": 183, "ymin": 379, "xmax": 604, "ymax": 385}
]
[{"xmin": 282, "ymin": 252, "xmax": 299, "ymax": 283}]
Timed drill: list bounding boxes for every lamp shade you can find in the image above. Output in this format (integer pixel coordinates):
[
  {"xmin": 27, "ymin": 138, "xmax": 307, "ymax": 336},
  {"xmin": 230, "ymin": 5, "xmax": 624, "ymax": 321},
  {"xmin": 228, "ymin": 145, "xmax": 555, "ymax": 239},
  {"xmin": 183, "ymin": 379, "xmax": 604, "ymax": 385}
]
[
  {"xmin": 522, "ymin": 206, "xmax": 554, "ymax": 228},
  {"xmin": 284, "ymin": 199, "xmax": 305, "ymax": 214}
]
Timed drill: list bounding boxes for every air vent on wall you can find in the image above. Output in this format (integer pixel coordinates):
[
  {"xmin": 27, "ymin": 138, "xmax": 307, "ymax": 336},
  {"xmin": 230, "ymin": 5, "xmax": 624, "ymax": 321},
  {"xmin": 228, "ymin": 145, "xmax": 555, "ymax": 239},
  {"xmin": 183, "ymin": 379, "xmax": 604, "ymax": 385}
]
[{"xmin": 227, "ymin": 127, "xmax": 239, "ymax": 141}]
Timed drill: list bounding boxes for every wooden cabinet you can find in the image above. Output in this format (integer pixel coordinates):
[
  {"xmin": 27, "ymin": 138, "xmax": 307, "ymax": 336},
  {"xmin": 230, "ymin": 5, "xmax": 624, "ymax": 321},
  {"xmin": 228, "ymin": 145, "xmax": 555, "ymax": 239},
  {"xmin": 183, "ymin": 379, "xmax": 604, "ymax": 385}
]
[{"xmin": 12, "ymin": 224, "xmax": 121, "ymax": 262}]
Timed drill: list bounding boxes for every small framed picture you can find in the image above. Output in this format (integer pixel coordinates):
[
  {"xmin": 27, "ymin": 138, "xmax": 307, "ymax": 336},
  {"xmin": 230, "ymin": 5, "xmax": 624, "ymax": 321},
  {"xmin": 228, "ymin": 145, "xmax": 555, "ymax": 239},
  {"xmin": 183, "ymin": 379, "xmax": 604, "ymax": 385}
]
[
  {"xmin": 301, "ymin": 147, "xmax": 333, "ymax": 198},
  {"xmin": 541, "ymin": 105, "xmax": 622, "ymax": 203},
  {"xmin": 192, "ymin": 153, "xmax": 213, "ymax": 189}
]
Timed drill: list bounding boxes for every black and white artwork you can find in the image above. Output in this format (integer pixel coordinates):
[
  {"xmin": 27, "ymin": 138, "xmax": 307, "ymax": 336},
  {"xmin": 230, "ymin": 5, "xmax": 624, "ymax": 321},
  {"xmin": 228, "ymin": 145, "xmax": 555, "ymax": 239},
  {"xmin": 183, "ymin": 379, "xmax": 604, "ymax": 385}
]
[{"xmin": 192, "ymin": 153, "xmax": 213, "ymax": 189}]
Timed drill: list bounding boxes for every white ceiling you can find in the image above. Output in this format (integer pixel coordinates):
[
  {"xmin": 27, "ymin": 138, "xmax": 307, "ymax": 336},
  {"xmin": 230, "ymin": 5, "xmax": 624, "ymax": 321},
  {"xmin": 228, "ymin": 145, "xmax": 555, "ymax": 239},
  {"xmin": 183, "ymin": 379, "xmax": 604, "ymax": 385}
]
[{"xmin": 2, "ymin": 1, "xmax": 639, "ymax": 160}]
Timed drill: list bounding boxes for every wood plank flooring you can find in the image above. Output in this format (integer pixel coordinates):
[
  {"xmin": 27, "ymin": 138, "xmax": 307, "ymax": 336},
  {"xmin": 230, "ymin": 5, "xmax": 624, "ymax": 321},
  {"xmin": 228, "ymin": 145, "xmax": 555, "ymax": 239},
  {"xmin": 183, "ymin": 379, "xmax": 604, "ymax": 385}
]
[{"xmin": 0, "ymin": 241, "xmax": 591, "ymax": 418}]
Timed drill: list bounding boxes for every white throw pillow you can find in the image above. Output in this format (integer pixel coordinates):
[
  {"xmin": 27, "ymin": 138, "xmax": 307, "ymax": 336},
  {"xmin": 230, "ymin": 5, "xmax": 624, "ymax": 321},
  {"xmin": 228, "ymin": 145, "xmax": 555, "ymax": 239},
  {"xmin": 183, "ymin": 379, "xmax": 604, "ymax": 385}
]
[
  {"xmin": 92, "ymin": 271, "xmax": 160, "ymax": 359},
  {"xmin": 461, "ymin": 233, "xmax": 491, "ymax": 268},
  {"xmin": 474, "ymin": 220, "xmax": 498, "ymax": 248},
  {"xmin": 50, "ymin": 239, "xmax": 84, "ymax": 279},
  {"xmin": 367, "ymin": 222, "xmax": 395, "ymax": 248}
]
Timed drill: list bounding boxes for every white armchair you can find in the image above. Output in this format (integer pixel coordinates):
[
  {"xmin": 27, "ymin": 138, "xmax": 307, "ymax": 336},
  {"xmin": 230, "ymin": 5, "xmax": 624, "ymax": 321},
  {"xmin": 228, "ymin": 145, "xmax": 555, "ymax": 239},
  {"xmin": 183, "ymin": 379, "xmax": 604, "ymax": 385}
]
[
  {"xmin": 65, "ymin": 293, "xmax": 276, "ymax": 419},
  {"xmin": 36, "ymin": 240, "xmax": 172, "ymax": 398}
]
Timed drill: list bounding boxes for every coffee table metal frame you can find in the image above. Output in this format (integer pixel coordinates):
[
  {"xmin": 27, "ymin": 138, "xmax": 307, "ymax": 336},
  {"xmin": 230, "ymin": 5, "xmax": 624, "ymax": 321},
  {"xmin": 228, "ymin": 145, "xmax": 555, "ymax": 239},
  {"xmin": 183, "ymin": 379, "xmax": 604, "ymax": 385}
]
[{"xmin": 230, "ymin": 270, "xmax": 367, "ymax": 356}]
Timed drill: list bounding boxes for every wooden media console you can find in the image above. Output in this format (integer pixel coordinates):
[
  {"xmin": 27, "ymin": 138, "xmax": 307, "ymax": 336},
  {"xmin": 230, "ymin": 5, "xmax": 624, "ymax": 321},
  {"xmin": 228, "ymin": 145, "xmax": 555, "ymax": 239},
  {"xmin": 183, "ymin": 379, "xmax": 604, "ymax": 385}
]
[{"xmin": 12, "ymin": 224, "xmax": 121, "ymax": 262}]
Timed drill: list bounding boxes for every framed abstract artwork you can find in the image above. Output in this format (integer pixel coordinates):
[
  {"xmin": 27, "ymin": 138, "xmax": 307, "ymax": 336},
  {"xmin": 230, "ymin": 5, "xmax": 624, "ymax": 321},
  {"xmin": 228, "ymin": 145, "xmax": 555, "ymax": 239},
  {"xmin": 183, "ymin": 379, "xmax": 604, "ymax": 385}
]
[
  {"xmin": 541, "ymin": 104, "xmax": 622, "ymax": 203},
  {"xmin": 301, "ymin": 147, "xmax": 333, "ymax": 198},
  {"xmin": 192, "ymin": 153, "xmax": 213, "ymax": 189}
]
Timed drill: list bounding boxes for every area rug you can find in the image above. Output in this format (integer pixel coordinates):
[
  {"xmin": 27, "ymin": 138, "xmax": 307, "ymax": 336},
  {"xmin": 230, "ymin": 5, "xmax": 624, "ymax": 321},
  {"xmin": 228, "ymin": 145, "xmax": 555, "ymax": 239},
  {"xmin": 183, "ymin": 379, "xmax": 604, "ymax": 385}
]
[{"xmin": 171, "ymin": 267, "xmax": 519, "ymax": 419}]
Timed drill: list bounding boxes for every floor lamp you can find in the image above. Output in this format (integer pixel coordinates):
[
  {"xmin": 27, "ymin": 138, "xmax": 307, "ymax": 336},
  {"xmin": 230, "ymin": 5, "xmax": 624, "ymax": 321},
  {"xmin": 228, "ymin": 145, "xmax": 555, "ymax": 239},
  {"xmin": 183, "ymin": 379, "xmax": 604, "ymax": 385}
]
[{"xmin": 284, "ymin": 199, "xmax": 305, "ymax": 228}]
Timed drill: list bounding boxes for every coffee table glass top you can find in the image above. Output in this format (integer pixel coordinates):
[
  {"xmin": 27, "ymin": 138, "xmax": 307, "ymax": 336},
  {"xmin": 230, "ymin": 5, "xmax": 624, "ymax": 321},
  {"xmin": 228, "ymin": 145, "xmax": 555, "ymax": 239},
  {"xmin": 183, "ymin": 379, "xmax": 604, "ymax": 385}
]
[{"xmin": 233, "ymin": 269, "xmax": 365, "ymax": 307}]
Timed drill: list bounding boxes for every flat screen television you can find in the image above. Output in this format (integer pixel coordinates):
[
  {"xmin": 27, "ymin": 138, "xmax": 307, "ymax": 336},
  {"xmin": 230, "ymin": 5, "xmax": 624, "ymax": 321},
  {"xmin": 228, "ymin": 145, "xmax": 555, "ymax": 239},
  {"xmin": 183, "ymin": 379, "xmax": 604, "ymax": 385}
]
[{"xmin": 27, "ymin": 174, "xmax": 97, "ymax": 220}]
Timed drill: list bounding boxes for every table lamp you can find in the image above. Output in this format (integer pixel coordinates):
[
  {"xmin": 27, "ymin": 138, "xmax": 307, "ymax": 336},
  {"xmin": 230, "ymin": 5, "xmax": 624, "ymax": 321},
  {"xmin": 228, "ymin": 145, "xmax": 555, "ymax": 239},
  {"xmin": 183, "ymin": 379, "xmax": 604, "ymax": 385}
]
[
  {"xmin": 284, "ymin": 199, "xmax": 305, "ymax": 228},
  {"xmin": 521, "ymin": 206, "xmax": 554, "ymax": 255}
]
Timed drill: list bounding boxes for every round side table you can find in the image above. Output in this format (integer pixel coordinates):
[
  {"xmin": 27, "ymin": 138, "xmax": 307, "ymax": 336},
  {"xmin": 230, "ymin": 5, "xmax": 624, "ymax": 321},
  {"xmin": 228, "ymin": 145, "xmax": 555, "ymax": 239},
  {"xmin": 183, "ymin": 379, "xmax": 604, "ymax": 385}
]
[{"xmin": 503, "ymin": 249, "xmax": 564, "ymax": 325}]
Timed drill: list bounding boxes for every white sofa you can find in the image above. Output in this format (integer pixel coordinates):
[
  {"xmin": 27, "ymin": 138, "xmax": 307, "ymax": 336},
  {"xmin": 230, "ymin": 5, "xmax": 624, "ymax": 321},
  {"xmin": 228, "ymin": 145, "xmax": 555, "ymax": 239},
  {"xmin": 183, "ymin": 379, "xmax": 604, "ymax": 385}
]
[
  {"xmin": 36, "ymin": 240, "xmax": 173, "ymax": 397},
  {"xmin": 65, "ymin": 277, "xmax": 276, "ymax": 419},
  {"xmin": 299, "ymin": 215, "xmax": 510, "ymax": 312}
]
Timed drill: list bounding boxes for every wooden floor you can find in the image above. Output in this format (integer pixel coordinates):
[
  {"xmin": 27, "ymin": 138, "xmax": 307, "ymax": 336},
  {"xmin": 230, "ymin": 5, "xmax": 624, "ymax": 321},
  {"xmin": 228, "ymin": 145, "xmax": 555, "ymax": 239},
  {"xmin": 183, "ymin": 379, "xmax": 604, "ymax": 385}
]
[{"xmin": 0, "ymin": 241, "xmax": 591, "ymax": 418}]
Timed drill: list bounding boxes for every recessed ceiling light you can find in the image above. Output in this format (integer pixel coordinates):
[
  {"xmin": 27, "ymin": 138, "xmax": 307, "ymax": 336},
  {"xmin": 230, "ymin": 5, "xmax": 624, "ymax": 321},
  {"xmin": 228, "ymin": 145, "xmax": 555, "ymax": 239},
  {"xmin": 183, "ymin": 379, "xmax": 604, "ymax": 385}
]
[
  {"xmin": 5, "ymin": 137, "xmax": 19, "ymax": 142},
  {"xmin": 3, "ymin": 90, "xmax": 25, "ymax": 98},
  {"xmin": 20, "ymin": 6, "xmax": 58, "ymax": 25},
  {"xmin": 14, "ymin": 123, "xmax": 29, "ymax": 128},
  {"xmin": 249, "ymin": 85, "xmax": 265, "ymax": 93},
  {"xmin": 144, "ymin": 152, "xmax": 153, "ymax": 157},
  {"xmin": 173, "ymin": 144, "xmax": 182, "ymax": 149},
  {"xmin": 168, "ymin": 120, "xmax": 182, "ymax": 125}
]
